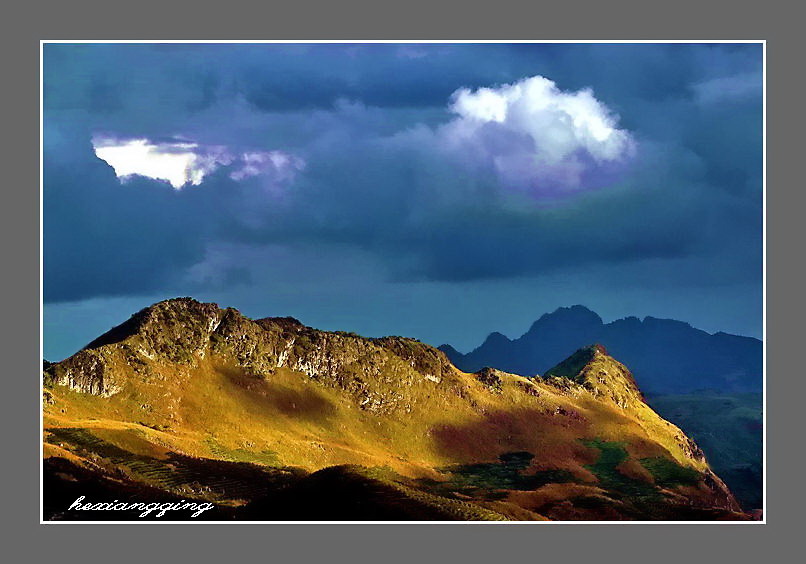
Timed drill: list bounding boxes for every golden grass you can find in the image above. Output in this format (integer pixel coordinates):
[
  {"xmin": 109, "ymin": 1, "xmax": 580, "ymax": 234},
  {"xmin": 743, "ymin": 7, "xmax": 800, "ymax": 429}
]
[{"xmin": 44, "ymin": 351, "xmax": 705, "ymax": 484}]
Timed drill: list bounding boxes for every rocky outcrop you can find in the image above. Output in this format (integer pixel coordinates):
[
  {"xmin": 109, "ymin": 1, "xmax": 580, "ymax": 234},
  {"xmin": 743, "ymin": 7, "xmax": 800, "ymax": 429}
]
[
  {"xmin": 474, "ymin": 367, "xmax": 506, "ymax": 392},
  {"xmin": 372, "ymin": 336, "xmax": 455, "ymax": 384},
  {"xmin": 44, "ymin": 348, "xmax": 121, "ymax": 397},
  {"xmin": 702, "ymin": 468, "xmax": 744, "ymax": 513}
]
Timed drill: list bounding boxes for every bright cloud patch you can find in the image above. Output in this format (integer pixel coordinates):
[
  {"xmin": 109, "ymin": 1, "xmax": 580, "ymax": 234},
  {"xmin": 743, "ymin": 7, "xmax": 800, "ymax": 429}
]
[
  {"xmin": 441, "ymin": 76, "xmax": 635, "ymax": 199},
  {"xmin": 92, "ymin": 137, "xmax": 232, "ymax": 189},
  {"xmin": 230, "ymin": 151, "xmax": 305, "ymax": 184},
  {"xmin": 93, "ymin": 136, "xmax": 303, "ymax": 190}
]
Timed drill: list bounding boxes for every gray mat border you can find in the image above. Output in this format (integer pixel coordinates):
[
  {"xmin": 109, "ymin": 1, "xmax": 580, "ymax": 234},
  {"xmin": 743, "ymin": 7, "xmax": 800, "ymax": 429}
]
[{"xmin": 4, "ymin": 0, "xmax": 798, "ymax": 561}]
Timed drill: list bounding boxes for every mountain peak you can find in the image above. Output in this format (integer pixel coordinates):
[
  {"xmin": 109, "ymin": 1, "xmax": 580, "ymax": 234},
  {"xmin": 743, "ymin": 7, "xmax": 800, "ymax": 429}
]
[
  {"xmin": 544, "ymin": 344, "xmax": 643, "ymax": 408},
  {"xmin": 527, "ymin": 305, "xmax": 603, "ymax": 334},
  {"xmin": 257, "ymin": 316, "xmax": 306, "ymax": 332},
  {"xmin": 543, "ymin": 344, "xmax": 605, "ymax": 380},
  {"xmin": 437, "ymin": 344, "xmax": 462, "ymax": 358},
  {"xmin": 83, "ymin": 298, "xmax": 223, "ymax": 349},
  {"xmin": 83, "ymin": 297, "xmax": 227, "ymax": 355},
  {"xmin": 482, "ymin": 331, "xmax": 511, "ymax": 346}
]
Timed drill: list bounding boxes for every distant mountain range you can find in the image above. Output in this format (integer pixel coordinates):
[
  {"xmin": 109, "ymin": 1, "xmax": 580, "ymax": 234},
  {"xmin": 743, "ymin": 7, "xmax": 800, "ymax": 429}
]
[{"xmin": 439, "ymin": 305, "xmax": 762, "ymax": 395}]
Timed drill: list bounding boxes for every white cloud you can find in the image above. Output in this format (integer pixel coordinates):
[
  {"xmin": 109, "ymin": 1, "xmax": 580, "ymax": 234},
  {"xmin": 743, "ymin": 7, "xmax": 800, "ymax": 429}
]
[
  {"xmin": 440, "ymin": 76, "xmax": 635, "ymax": 197},
  {"xmin": 92, "ymin": 137, "xmax": 233, "ymax": 188},
  {"xmin": 229, "ymin": 150, "xmax": 305, "ymax": 183},
  {"xmin": 92, "ymin": 136, "xmax": 303, "ymax": 190}
]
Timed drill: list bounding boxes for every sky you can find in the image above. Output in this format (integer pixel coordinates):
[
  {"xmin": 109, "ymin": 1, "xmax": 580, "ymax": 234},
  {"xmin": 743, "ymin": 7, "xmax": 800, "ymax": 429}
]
[{"xmin": 42, "ymin": 43, "xmax": 763, "ymax": 361}]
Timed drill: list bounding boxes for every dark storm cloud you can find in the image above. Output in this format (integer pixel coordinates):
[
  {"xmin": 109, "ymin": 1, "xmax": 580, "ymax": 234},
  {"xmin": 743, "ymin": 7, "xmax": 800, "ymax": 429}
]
[
  {"xmin": 43, "ymin": 125, "xmax": 215, "ymax": 301},
  {"xmin": 43, "ymin": 42, "xmax": 763, "ymax": 340}
]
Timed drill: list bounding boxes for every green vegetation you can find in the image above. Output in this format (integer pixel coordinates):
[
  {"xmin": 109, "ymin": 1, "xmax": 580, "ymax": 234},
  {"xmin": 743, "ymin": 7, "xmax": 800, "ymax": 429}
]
[
  {"xmin": 581, "ymin": 439, "xmax": 657, "ymax": 501},
  {"xmin": 205, "ymin": 437, "xmax": 280, "ymax": 466},
  {"xmin": 640, "ymin": 457, "xmax": 700, "ymax": 487},
  {"xmin": 578, "ymin": 438, "xmax": 716, "ymax": 519},
  {"xmin": 422, "ymin": 452, "xmax": 574, "ymax": 501}
]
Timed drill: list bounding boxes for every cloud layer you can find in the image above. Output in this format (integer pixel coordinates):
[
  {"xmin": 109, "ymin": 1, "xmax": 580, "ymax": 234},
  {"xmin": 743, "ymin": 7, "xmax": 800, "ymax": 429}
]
[{"xmin": 42, "ymin": 43, "xmax": 763, "ymax": 359}]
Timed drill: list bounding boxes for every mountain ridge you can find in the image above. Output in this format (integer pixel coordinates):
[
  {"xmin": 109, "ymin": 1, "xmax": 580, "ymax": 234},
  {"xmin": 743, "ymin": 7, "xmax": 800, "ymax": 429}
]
[
  {"xmin": 439, "ymin": 305, "xmax": 762, "ymax": 394},
  {"xmin": 43, "ymin": 297, "xmax": 746, "ymax": 520}
]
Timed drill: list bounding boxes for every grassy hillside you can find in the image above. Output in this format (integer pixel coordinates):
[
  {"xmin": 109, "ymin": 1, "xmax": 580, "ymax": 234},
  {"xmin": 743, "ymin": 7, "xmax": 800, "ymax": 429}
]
[{"xmin": 42, "ymin": 299, "xmax": 748, "ymax": 521}]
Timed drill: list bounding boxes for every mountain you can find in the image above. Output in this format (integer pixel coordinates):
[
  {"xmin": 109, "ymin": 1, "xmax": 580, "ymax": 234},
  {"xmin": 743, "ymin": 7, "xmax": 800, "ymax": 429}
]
[
  {"xmin": 439, "ymin": 305, "xmax": 764, "ymax": 510},
  {"xmin": 43, "ymin": 298, "xmax": 748, "ymax": 521},
  {"xmin": 646, "ymin": 393, "xmax": 763, "ymax": 511},
  {"xmin": 439, "ymin": 305, "xmax": 762, "ymax": 395}
]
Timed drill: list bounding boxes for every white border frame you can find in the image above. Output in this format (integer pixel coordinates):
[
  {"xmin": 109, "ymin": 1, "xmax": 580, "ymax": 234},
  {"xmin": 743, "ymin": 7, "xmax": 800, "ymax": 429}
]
[{"xmin": 40, "ymin": 39, "xmax": 767, "ymax": 525}]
